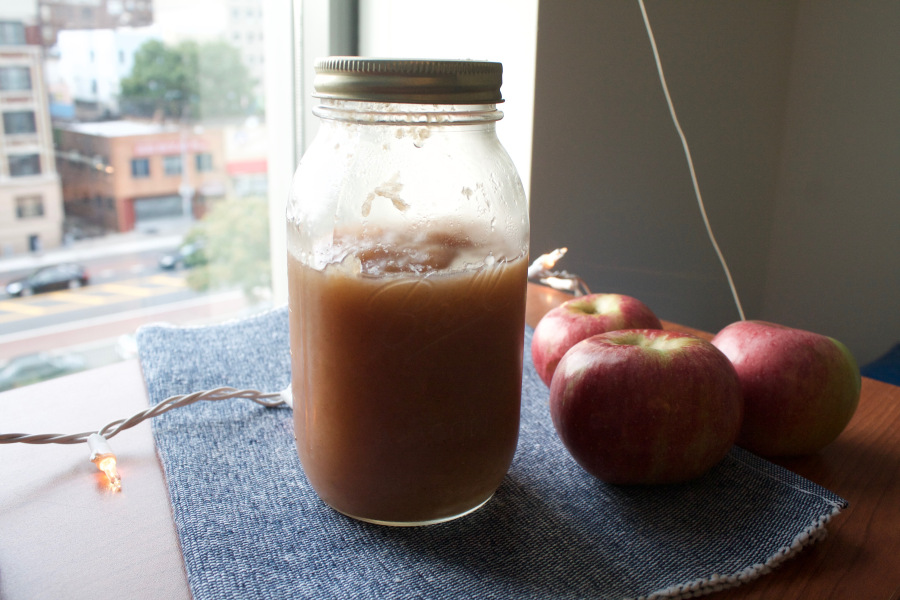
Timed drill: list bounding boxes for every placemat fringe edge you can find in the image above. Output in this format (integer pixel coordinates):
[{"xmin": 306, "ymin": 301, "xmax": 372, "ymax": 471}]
[{"xmin": 634, "ymin": 502, "xmax": 846, "ymax": 600}]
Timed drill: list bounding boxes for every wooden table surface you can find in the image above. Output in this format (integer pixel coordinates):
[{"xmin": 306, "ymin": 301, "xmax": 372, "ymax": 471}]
[{"xmin": 2, "ymin": 283, "xmax": 898, "ymax": 599}]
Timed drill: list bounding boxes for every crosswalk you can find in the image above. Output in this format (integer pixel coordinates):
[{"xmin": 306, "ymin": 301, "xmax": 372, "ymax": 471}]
[{"xmin": 0, "ymin": 273, "xmax": 189, "ymax": 326}]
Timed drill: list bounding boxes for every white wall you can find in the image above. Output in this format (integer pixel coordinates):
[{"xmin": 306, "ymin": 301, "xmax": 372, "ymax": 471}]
[
  {"xmin": 529, "ymin": 1, "xmax": 899, "ymax": 365},
  {"xmin": 762, "ymin": 1, "xmax": 900, "ymax": 365}
]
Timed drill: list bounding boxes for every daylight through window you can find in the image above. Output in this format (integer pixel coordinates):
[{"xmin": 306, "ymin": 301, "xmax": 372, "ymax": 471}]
[{"xmin": 0, "ymin": 0, "xmax": 297, "ymax": 390}]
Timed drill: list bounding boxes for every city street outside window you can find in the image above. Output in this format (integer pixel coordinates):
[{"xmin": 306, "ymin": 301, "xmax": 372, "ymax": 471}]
[
  {"xmin": 0, "ymin": 1, "xmax": 336, "ymax": 389},
  {"xmin": 3, "ymin": 110, "xmax": 37, "ymax": 135},
  {"xmin": 131, "ymin": 157, "xmax": 150, "ymax": 178},
  {"xmin": 8, "ymin": 154, "xmax": 41, "ymax": 177}
]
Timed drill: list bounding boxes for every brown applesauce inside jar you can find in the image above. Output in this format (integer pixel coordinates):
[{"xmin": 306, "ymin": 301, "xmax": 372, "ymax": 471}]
[{"xmin": 288, "ymin": 226, "xmax": 526, "ymax": 525}]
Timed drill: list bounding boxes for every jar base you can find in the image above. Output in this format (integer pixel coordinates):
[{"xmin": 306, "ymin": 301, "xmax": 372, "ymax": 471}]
[{"xmin": 331, "ymin": 494, "xmax": 494, "ymax": 527}]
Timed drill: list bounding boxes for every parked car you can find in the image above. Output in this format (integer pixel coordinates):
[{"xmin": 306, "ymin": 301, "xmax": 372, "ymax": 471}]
[
  {"xmin": 159, "ymin": 241, "xmax": 207, "ymax": 270},
  {"xmin": 5, "ymin": 264, "xmax": 90, "ymax": 297},
  {"xmin": 0, "ymin": 352, "xmax": 87, "ymax": 391}
]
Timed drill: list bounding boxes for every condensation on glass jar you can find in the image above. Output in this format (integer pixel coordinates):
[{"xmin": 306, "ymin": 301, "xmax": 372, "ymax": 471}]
[{"xmin": 286, "ymin": 57, "xmax": 530, "ymax": 526}]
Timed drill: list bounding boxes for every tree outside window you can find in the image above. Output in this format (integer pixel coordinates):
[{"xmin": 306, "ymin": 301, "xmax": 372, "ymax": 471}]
[{"xmin": 118, "ymin": 39, "xmax": 255, "ymax": 121}]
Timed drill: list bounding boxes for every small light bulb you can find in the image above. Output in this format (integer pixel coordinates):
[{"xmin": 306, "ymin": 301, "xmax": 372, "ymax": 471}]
[
  {"xmin": 528, "ymin": 247, "xmax": 568, "ymax": 278},
  {"xmin": 539, "ymin": 247, "xmax": 568, "ymax": 270},
  {"xmin": 87, "ymin": 433, "xmax": 122, "ymax": 492},
  {"xmin": 96, "ymin": 455, "xmax": 122, "ymax": 491}
]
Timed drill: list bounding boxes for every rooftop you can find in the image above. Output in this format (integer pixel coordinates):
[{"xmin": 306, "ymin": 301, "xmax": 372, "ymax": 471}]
[{"xmin": 59, "ymin": 120, "xmax": 181, "ymax": 138}]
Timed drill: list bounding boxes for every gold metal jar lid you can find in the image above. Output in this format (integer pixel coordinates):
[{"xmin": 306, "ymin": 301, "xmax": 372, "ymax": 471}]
[{"xmin": 313, "ymin": 57, "xmax": 503, "ymax": 105}]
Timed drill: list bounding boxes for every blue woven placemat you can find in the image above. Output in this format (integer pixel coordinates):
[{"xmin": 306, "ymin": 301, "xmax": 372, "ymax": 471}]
[{"xmin": 137, "ymin": 306, "xmax": 846, "ymax": 600}]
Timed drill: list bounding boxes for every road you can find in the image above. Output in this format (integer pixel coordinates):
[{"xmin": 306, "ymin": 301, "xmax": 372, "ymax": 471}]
[
  {"xmin": 0, "ymin": 272, "xmax": 218, "ymax": 336},
  {"xmin": 0, "ymin": 247, "xmax": 256, "ymax": 368},
  {"xmin": 0, "ymin": 246, "xmax": 168, "ymax": 286}
]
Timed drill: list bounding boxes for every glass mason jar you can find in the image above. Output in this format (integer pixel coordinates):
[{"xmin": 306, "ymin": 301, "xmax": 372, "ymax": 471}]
[{"xmin": 287, "ymin": 57, "xmax": 530, "ymax": 526}]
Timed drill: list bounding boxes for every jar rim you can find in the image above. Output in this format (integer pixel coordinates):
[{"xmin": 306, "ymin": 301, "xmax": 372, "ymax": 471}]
[
  {"xmin": 313, "ymin": 57, "xmax": 503, "ymax": 105},
  {"xmin": 312, "ymin": 99, "xmax": 503, "ymax": 124}
]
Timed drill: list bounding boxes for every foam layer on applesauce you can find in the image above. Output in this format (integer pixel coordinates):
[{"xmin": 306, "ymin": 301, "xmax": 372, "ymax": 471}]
[{"xmin": 289, "ymin": 224, "xmax": 523, "ymax": 277}]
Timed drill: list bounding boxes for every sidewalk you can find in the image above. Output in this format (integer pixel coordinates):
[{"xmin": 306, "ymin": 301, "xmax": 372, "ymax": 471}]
[{"xmin": 0, "ymin": 226, "xmax": 188, "ymax": 277}]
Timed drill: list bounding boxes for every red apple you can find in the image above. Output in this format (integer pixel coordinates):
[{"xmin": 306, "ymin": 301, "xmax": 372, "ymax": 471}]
[
  {"xmin": 549, "ymin": 329, "xmax": 743, "ymax": 485},
  {"xmin": 711, "ymin": 320, "xmax": 861, "ymax": 457},
  {"xmin": 532, "ymin": 293, "xmax": 662, "ymax": 386}
]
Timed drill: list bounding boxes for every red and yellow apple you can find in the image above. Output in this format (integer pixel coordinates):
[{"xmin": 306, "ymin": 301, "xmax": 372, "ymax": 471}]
[
  {"xmin": 531, "ymin": 293, "xmax": 662, "ymax": 386},
  {"xmin": 711, "ymin": 320, "xmax": 861, "ymax": 457},
  {"xmin": 549, "ymin": 329, "xmax": 743, "ymax": 485}
]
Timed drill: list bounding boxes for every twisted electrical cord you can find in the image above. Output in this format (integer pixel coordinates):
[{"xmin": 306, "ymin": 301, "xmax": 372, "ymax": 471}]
[{"xmin": 0, "ymin": 387, "xmax": 290, "ymax": 446}]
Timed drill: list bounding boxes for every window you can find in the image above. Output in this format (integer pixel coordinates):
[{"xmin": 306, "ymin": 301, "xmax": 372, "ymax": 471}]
[
  {"xmin": 195, "ymin": 153, "xmax": 213, "ymax": 172},
  {"xmin": 0, "ymin": 1, "xmax": 336, "ymax": 388},
  {"xmin": 163, "ymin": 155, "xmax": 182, "ymax": 176},
  {"xmin": 0, "ymin": 3, "xmax": 536, "ymax": 389},
  {"xmin": 131, "ymin": 157, "xmax": 150, "ymax": 177},
  {"xmin": 0, "ymin": 21, "xmax": 26, "ymax": 45},
  {"xmin": 15, "ymin": 195, "xmax": 45, "ymax": 218},
  {"xmin": 0, "ymin": 66, "xmax": 32, "ymax": 91},
  {"xmin": 8, "ymin": 154, "xmax": 41, "ymax": 177},
  {"xmin": 3, "ymin": 110, "xmax": 36, "ymax": 135}
]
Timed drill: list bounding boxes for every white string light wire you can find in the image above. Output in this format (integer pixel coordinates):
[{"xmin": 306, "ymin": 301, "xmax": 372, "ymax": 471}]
[
  {"xmin": 637, "ymin": 0, "xmax": 746, "ymax": 321},
  {"xmin": 0, "ymin": 387, "xmax": 290, "ymax": 445},
  {"xmin": 1, "ymin": 387, "xmax": 291, "ymax": 490}
]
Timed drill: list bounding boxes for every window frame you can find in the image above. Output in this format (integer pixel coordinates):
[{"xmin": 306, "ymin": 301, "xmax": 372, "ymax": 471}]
[{"xmin": 263, "ymin": 0, "xmax": 356, "ymax": 304}]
